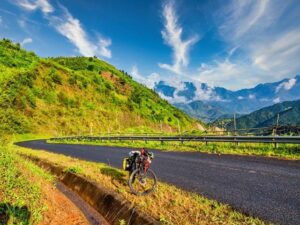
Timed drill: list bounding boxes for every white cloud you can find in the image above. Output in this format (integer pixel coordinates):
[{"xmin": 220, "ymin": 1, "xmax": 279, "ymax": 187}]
[
  {"xmin": 52, "ymin": 10, "xmax": 96, "ymax": 56},
  {"xmin": 155, "ymin": 78, "xmax": 223, "ymax": 104},
  {"xmin": 276, "ymin": 78, "xmax": 297, "ymax": 93},
  {"xmin": 158, "ymin": 1, "xmax": 199, "ymax": 75},
  {"xmin": 252, "ymin": 29, "xmax": 300, "ymax": 76},
  {"xmin": 98, "ymin": 37, "xmax": 112, "ymax": 58},
  {"xmin": 248, "ymin": 94, "xmax": 255, "ymax": 100},
  {"xmin": 12, "ymin": 1, "xmax": 112, "ymax": 58},
  {"xmin": 0, "ymin": 16, "xmax": 2, "ymax": 25},
  {"xmin": 200, "ymin": 0, "xmax": 300, "ymax": 90},
  {"xmin": 193, "ymin": 82, "xmax": 221, "ymax": 102},
  {"xmin": 157, "ymin": 92, "xmax": 184, "ymax": 104},
  {"xmin": 219, "ymin": 0, "xmax": 270, "ymax": 41},
  {"xmin": 14, "ymin": 0, "xmax": 54, "ymax": 14},
  {"xmin": 131, "ymin": 65, "xmax": 160, "ymax": 89},
  {"xmin": 196, "ymin": 59, "xmax": 262, "ymax": 90},
  {"xmin": 273, "ymin": 97, "xmax": 280, "ymax": 103},
  {"xmin": 21, "ymin": 37, "xmax": 33, "ymax": 46},
  {"xmin": 49, "ymin": 6, "xmax": 112, "ymax": 58},
  {"xmin": 238, "ymin": 96, "xmax": 244, "ymax": 100}
]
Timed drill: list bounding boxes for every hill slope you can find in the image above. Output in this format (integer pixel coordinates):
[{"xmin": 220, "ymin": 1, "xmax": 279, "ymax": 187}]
[
  {"xmin": 0, "ymin": 39, "xmax": 201, "ymax": 135},
  {"xmin": 226, "ymin": 100, "xmax": 300, "ymax": 129}
]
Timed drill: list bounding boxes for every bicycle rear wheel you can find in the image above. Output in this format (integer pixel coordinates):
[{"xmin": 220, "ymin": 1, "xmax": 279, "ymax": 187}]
[{"xmin": 128, "ymin": 169, "xmax": 157, "ymax": 196}]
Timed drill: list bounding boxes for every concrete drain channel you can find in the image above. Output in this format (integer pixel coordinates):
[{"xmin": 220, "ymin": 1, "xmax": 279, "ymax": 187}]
[
  {"xmin": 21, "ymin": 154, "xmax": 161, "ymax": 225},
  {"xmin": 56, "ymin": 181, "xmax": 109, "ymax": 225}
]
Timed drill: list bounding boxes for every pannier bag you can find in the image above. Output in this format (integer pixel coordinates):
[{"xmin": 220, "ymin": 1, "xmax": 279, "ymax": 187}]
[{"xmin": 122, "ymin": 158, "xmax": 131, "ymax": 171}]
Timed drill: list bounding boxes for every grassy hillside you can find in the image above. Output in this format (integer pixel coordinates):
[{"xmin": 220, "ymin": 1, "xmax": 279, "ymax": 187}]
[
  {"xmin": 0, "ymin": 39, "xmax": 202, "ymax": 135},
  {"xmin": 226, "ymin": 100, "xmax": 300, "ymax": 129}
]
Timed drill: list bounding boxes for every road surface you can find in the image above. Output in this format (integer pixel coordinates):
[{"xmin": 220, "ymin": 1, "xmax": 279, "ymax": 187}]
[{"xmin": 17, "ymin": 140, "xmax": 300, "ymax": 225}]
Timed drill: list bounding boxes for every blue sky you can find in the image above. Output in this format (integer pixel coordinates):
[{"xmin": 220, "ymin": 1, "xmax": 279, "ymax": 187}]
[{"xmin": 1, "ymin": 0, "xmax": 300, "ymax": 90}]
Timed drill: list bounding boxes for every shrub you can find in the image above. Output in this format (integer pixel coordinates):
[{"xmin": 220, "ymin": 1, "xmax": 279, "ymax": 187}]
[
  {"xmin": 87, "ymin": 64, "xmax": 94, "ymax": 71},
  {"xmin": 49, "ymin": 68, "xmax": 62, "ymax": 85},
  {"xmin": 64, "ymin": 166, "xmax": 82, "ymax": 174}
]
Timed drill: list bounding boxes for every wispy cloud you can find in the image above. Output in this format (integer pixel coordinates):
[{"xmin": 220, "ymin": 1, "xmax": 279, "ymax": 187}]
[
  {"xmin": 198, "ymin": 0, "xmax": 300, "ymax": 90},
  {"xmin": 131, "ymin": 65, "xmax": 160, "ymax": 89},
  {"xmin": 273, "ymin": 97, "xmax": 280, "ymax": 103},
  {"xmin": 14, "ymin": 0, "xmax": 54, "ymax": 14},
  {"xmin": 98, "ymin": 37, "xmax": 112, "ymax": 58},
  {"xmin": 12, "ymin": 0, "xmax": 112, "ymax": 58},
  {"xmin": 21, "ymin": 37, "xmax": 32, "ymax": 46},
  {"xmin": 219, "ymin": 0, "xmax": 270, "ymax": 41},
  {"xmin": 49, "ymin": 6, "xmax": 112, "ymax": 58},
  {"xmin": 50, "ymin": 8, "xmax": 96, "ymax": 56},
  {"xmin": 197, "ymin": 59, "xmax": 262, "ymax": 90},
  {"xmin": 0, "ymin": 16, "xmax": 2, "ymax": 25},
  {"xmin": 252, "ymin": 28, "xmax": 300, "ymax": 75},
  {"xmin": 276, "ymin": 78, "xmax": 297, "ymax": 93},
  {"xmin": 158, "ymin": 1, "xmax": 199, "ymax": 75}
]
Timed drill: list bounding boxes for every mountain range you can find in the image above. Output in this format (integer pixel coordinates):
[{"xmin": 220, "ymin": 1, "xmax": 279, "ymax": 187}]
[{"xmin": 154, "ymin": 76, "xmax": 300, "ymax": 122}]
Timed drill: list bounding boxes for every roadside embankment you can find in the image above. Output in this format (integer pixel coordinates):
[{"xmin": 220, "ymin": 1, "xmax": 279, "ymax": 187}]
[
  {"xmin": 17, "ymin": 146, "xmax": 265, "ymax": 225},
  {"xmin": 21, "ymin": 153, "xmax": 161, "ymax": 225}
]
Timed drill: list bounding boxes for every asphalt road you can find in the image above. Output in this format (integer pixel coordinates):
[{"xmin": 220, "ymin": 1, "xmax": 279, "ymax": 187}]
[{"xmin": 17, "ymin": 140, "xmax": 300, "ymax": 225}]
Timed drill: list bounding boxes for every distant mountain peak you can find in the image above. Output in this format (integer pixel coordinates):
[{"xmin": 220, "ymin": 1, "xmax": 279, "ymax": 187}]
[{"xmin": 154, "ymin": 75, "xmax": 300, "ymax": 122}]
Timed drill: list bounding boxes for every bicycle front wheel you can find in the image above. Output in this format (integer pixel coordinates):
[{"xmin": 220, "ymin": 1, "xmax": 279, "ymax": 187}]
[{"xmin": 128, "ymin": 169, "xmax": 157, "ymax": 196}]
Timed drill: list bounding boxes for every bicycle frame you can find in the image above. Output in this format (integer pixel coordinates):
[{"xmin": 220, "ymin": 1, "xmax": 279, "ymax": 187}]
[{"xmin": 132, "ymin": 155, "xmax": 151, "ymax": 173}]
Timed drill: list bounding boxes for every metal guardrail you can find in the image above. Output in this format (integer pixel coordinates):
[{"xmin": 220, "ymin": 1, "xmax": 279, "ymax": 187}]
[{"xmin": 50, "ymin": 135, "xmax": 300, "ymax": 146}]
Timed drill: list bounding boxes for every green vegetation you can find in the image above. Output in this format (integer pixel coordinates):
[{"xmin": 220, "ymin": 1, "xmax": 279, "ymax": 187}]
[
  {"xmin": 50, "ymin": 139, "xmax": 300, "ymax": 160},
  {"xmin": 0, "ymin": 38, "xmax": 289, "ymax": 224},
  {"xmin": 64, "ymin": 165, "xmax": 83, "ymax": 174},
  {"xmin": 226, "ymin": 100, "xmax": 300, "ymax": 129},
  {"xmin": 18, "ymin": 147, "xmax": 266, "ymax": 225},
  {"xmin": 0, "ymin": 143, "xmax": 53, "ymax": 224},
  {"xmin": 0, "ymin": 39, "xmax": 202, "ymax": 136},
  {"xmin": 0, "ymin": 39, "xmax": 208, "ymax": 224}
]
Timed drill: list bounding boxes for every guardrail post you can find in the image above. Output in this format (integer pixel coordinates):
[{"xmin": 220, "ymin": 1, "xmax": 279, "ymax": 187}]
[
  {"xmin": 129, "ymin": 137, "xmax": 134, "ymax": 143},
  {"xmin": 233, "ymin": 136, "xmax": 239, "ymax": 146},
  {"xmin": 203, "ymin": 137, "xmax": 208, "ymax": 146},
  {"xmin": 159, "ymin": 138, "xmax": 164, "ymax": 145}
]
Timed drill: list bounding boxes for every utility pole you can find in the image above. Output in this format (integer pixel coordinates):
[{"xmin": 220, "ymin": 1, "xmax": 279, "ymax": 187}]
[
  {"xmin": 233, "ymin": 113, "xmax": 239, "ymax": 146},
  {"xmin": 275, "ymin": 113, "xmax": 280, "ymax": 136},
  {"xmin": 233, "ymin": 113, "xmax": 237, "ymax": 136},
  {"xmin": 90, "ymin": 122, "xmax": 93, "ymax": 136},
  {"xmin": 177, "ymin": 119, "xmax": 181, "ymax": 134},
  {"xmin": 274, "ymin": 113, "xmax": 280, "ymax": 148},
  {"xmin": 115, "ymin": 116, "xmax": 121, "ymax": 133}
]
